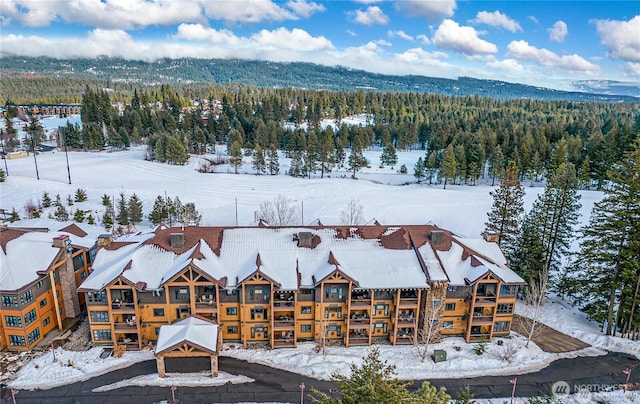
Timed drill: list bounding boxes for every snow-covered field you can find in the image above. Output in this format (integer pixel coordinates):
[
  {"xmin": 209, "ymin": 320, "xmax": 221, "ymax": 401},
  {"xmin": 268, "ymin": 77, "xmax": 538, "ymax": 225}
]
[{"xmin": 2, "ymin": 115, "xmax": 637, "ymax": 403}]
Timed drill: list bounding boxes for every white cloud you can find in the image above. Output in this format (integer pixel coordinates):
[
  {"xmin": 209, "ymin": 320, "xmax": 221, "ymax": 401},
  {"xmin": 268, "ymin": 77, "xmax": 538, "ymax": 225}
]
[
  {"xmin": 346, "ymin": 29, "xmax": 357, "ymax": 37},
  {"xmin": 395, "ymin": 0, "xmax": 457, "ymax": 21},
  {"xmin": 351, "ymin": 6, "xmax": 389, "ymax": 26},
  {"xmin": 251, "ymin": 27, "xmax": 334, "ymax": 51},
  {"xmin": 433, "ymin": 19, "xmax": 498, "ymax": 56},
  {"xmin": 388, "ymin": 30, "xmax": 414, "ymax": 41},
  {"xmin": 417, "ymin": 34, "xmax": 431, "ymax": 45},
  {"xmin": 547, "ymin": 20, "xmax": 568, "ymax": 42},
  {"xmin": 507, "ymin": 40, "xmax": 599, "ymax": 73},
  {"xmin": 286, "ymin": 0, "xmax": 326, "ymax": 19},
  {"xmin": 201, "ymin": 0, "xmax": 297, "ymax": 23},
  {"xmin": 395, "ymin": 47, "xmax": 448, "ymax": 63},
  {"xmin": 622, "ymin": 62, "xmax": 640, "ymax": 77},
  {"xmin": 471, "ymin": 10, "xmax": 521, "ymax": 32},
  {"xmin": 528, "ymin": 15, "xmax": 539, "ymax": 25},
  {"xmin": 2, "ymin": 0, "xmax": 205, "ymax": 29},
  {"xmin": 592, "ymin": 15, "xmax": 640, "ymax": 63}
]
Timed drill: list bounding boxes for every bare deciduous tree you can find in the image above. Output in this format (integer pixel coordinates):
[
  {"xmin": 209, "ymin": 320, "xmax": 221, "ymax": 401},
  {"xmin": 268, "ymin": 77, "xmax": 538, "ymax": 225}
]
[
  {"xmin": 339, "ymin": 198, "xmax": 365, "ymax": 225},
  {"xmin": 258, "ymin": 194, "xmax": 298, "ymax": 226},
  {"xmin": 412, "ymin": 297, "xmax": 444, "ymax": 362},
  {"xmin": 520, "ymin": 265, "xmax": 550, "ymax": 348},
  {"xmin": 489, "ymin": 341, "xmax": 520, "ymax": 363}
]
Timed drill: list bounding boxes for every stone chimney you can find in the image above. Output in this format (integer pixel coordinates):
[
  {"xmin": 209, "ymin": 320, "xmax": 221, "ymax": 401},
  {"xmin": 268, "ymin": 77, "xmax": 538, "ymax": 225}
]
[
  {"xmin": 53, "ymin": 235, "xmax": 81, "ymax": 319},
  {"xmin": 97, "ymin": 234, "xmax": 112, "ymax": 248},
  {"xmin": 429, "ymin": 230, "xmax": 444, "ymax": 246},
  {"xmin": 170, "ymin": 232, "xmax": 185, "ymax": 249},
  {"xmin": 482, "ymin": 232, "xmax": 500, "ymax": 243},
  {"xmin": 298, "ymin": 231, "xmax": 313, "ymax": 247}
]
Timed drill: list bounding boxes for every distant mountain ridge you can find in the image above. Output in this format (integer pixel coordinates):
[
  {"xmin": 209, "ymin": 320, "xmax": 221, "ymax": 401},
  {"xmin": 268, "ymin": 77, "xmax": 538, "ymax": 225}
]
[{"xmin": 1, "ymin": 56, "xmax": 638, "ymax": 103}]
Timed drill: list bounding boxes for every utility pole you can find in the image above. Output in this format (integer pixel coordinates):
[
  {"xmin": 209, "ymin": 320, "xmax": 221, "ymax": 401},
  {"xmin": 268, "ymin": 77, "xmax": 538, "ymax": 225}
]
[
  {"xmin": 62, "ymin": 127, "xmax": 71, "ymax": 184},
  {"xmin": 30, "ymin": 130, "xmax": 40, "ymax": 180}
]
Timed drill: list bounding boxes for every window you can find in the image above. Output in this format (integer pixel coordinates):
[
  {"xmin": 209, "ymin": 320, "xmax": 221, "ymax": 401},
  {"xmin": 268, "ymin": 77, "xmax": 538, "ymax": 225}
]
[
  {"xmin": 443, "ymin": 321, "xmax": 454, "ymax": 329},
  {"xmin": 20, "ymin": 290, "xmax": 34, "ymax": 305},
  {"xmin": 300, "ymin": 324, "xmax": 311, "ymax": 333},
  {"xmin": 497, "ymin": 304, "xmax": 513, "ymax": 314},
  {"xmin": 80, "ymin": 271, "xmax": 87, "ymax": 279},
  {"xmin": 86, "ymin": 291, "xmax": 107, "ymax": 303},
  {"xmin": 5, "ymin": 315, "xmax": 22, "ymax": 327},
  {"xmin": 373, "ymin": 322, "xmax": 387, "ymax": 334},
  {"xmin": 90, "ymin": 311, "xmax": 109, "ymax": 322},
  {"xmin": 27, "ymin": 328, "xmax": 41, "ymax": 344},
  {"xmin": 226, "ymin": 307, "xmax": 238, "ymax": 316},
  {"xmin": 93, "ymin": 330, "xmax": 112, "ymax": 341},
  {"xmin": 9, "ymin": 335, "xmax": 26, "ymax": 346},
  {"xmin": 494, "ymin": 321, "xmax": 510, "ymax": 332},
  {"xmin": 73, "ymin": 253, "xmax": 85, "ymax": 270},
  {"xmin": 155, "ymin": 328, "xmax": 161, "ymax": 336},
  {"xmin": 500, "ymin": 285, "xmax": 518, "ymax": 297},
  {"xmin": 432, "ymin": 299, "xmax": 441, "ymax": 308},
  {"xmin": 2, "ymin": 296, "xmax": 18, "ymax": 307},
  {"xmin": 24, "ymin": 309, "xmax": 37, "ymax": 326},
  {"xmin": 153, "ymin": 308, "xmax": 165, "ymax": 317},
  {"xmin": 43, "ymin": 317, "xmax": 51, "ymax": 326},
  {"xmin": 301, "ymin": 306, "xmax": 312, "ymax": 314},
  {"xmin": 375, "ymin": 304, "xmax": 389, "ymax": 316},
  {"xmin": 56, "ymin": 290, "xmax": 60, "ymax": 298},
  {"xmin": 37, "ymin": 280, "xmax": 45, "ymax": 289},
  {"xmin": 447, "ymin": 286, "xmax": 457, "ymax": 292},
  {"xmin": 227, "ymin": 326, "xmax": 239, "ymax": 334},
  {"xmin": 445, "ymin": 303, "xmax": 456, "ymax": 311},
  {"xmin": 324, "ymin": 306, "xmax": 342, "ymax": 319},
  {"xmin": 39, "ymin": 298, "xmax": 48, "ymax": 308},
  {"xmin": 300, "ymin": 289, "xmax": 312, "ymax": 295}
]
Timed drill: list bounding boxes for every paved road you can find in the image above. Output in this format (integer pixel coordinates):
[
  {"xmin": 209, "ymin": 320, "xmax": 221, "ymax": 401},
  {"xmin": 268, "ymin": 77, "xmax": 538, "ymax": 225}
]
[{"xmin": 6, "ymin": 351, "xmax": 639, "ymax": 403}]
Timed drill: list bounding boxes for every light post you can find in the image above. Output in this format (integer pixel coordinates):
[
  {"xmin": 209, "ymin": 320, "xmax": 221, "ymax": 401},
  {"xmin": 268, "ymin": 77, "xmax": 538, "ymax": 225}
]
[
  {"xmin": 51, "ymin": 340, "xmax": 56, "ymax": 362},
  {"xmin": 299, "ymin": 381, "xmax": 305, "ymax": 404},
  {"xmin": 509, "ymin": 377, "xmax": 517, "ymax": 404},
  {"xmin": 62, "ymin": 127, "xmax": 71, "ymax": 184},
  {"xmin": 171, "ymin": 385, "xmax": 177, "ymax": 403},
  {"xmin": 623, "ymin": 367, "xmax": 633, "ymax": 384},
  {"xmin": 30, "ymin": 129, "xmax": 40, "ymax": 180}
]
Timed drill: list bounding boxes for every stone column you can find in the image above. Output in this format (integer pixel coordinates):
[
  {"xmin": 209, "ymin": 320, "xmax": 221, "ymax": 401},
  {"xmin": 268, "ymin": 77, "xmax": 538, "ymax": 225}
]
[
  {"xmin": 60, "ymin": 251, "xmax": 81, "ymax": 318},
  {"xmin": 156, "ymin": 356, "xmax": 166, "ymax": 378}
]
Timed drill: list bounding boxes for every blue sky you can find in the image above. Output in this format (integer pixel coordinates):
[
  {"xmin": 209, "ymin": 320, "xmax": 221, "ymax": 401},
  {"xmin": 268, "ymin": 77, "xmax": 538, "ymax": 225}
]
[{"xmin": 1, "ymin": 0, "xmax": 638, "ymax": 91}]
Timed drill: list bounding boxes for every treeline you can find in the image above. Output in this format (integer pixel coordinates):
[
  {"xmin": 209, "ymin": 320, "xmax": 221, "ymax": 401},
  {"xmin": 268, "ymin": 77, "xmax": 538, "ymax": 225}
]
[
  {"xmin": 3, "ymin": 56, "xmax": 639, "ymax": 102},
  {"xmin": 65, "ymin": 85, "xmax": 638, "ymax": 188}
]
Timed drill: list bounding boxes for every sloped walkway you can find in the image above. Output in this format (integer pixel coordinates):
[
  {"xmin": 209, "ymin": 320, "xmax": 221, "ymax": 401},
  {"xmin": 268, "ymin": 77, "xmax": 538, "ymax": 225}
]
[{"xmin": 513, "ymin": 314, "xmax": 590, "ymax": 353}]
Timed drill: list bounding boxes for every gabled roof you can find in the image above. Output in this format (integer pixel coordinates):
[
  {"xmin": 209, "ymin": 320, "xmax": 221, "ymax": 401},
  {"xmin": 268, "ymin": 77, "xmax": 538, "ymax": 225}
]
[
  {"xmin": 155, "ymin": 316, "xmax": 219, "ymax": 355},
  {"xmin": 80, "ymin": 224, "xmax": 523, "ymax": 293},
  {"xmin": 1, "ymin": 222, "xmax": 106, "ymax": 292}
]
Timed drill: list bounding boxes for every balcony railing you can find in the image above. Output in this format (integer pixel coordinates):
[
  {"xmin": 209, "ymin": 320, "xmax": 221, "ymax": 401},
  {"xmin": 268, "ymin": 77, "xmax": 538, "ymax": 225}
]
[
  {"xmin": 474, "ymin": 297, "xmax": 497, "ymax": 306},
  {"xmin": 273, "ymin": 338, "xmax": 295, "ymax": 348},
  {"xmin": 273, "ymin": 320, "xmax": 295, "ymax": 329},
  {"xmin": 114, "ymin": 322, "xmax": 138, "ymax": 332},
  {"xmin": 111, "ymin": 302, "xmax": 135, "ymax": 313},
  {"xmin": 350, "ymin": 299, "xmax": 372, "ymax": 307},
  {"xmin": 471, "ymin": 315, "xmax": 493, "ymax": 324},
  {"xmin": 396, "ymin": 317, "xmax": 416, "ymax": 327},
  {"xmin": 398, "ymin": 298, "xmax": 419, "ymax": 307},
  {"xmin": 195, "ymin": 301, "xmax": 218, "ymax": 311}
]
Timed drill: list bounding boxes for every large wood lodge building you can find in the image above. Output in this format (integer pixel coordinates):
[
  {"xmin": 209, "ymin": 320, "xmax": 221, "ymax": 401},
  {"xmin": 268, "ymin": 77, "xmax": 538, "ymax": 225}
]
[{"xmin": 78, "ymin": 224, "xmax": 525, "ymax": 350}]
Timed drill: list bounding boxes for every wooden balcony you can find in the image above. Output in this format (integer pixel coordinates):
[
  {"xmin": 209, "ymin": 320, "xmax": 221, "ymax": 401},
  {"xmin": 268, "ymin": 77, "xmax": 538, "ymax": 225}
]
[
  {"xmin": 395, "ymin": 317, "xmax": 416, "ymax": 327},
  {"xmin": 111, "ymin": 302, "xmax": 135, "ymax": 313},
  {"xmin": 273, "ymin": 320, "xmax": 295, "ymax": 330},
  {"xmin": 273, "ymin": 301, "xmax": 295, "ymax": 311},
  {"xmin": 195, "ymin": 301, "xmax": 218, "ymax": 311},
  {"xmin": 397, "ymin": 298, "xmax": 419, "ymax": 308},
  {"xmin": 474, "ymin": 297, "xmax": 497, "ymax": 306},
  {"xmin": 114, "ymin": 322, "xmax": 138, "ymax": 333},
  {"xmin": 348, "ymin": 318, "xmax": 370, "ymax": 328},
  {"xmin": 273, "ymin": 338, "xmax": 295, "ymax": 348},
  {"xmin": 347, "ymin": 333, "xmax": 369, "ymax": 346},
  {"xmin": 350, "ymin": 299, "xmax": 372, "ymax": 308},
  {"xmin": 471, "ymin": 315, "xmax": 493, "ymax": 325}
]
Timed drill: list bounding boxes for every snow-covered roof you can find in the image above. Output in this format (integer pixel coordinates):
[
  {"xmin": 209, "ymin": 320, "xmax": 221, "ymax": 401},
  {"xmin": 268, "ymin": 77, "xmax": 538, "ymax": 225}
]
[
  {"xmin": 79, "ymin": 225, "xmax": 524, "ymax": 293},
  {"xmin": 155, "ymin": 316, "xmax": 219, "ymax": 355},
  {"xmin": 436, "ymin": 238, "xmax": 525, "ymax": 286},
  {"xmin": 0, "ymin": 223, "xmax": 104, "ymax": 292}
]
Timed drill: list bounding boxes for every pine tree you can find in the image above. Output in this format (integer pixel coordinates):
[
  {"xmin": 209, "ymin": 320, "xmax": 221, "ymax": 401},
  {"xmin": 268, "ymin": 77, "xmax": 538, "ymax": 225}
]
[
  {"xmin": 267, "ymin": 143, "xmax": 280, "ymax": 175},
  {"xmin": 102, "ymin": 209, "xmax": 113, "ymax": 230},
  {"xmin": 54, "ymin": 204, "xmax": 69, "ymax": 221},
  {"xmin": 149, "ymin": 195, "xmax": 167, "ymax": 225},
  {"xmin": 380, "ymin": 143, "xmax": 398, "ymax": 168},
  {"xmin": 42, "ymin": 191, "xmax": 52, "ymax": 208},
  {"xmin": 568, "ymin": 135, "xmax": 640, "ymax": 335},
  {"xmin": 165, "ymin": 135, "xmax": 188, "ymax": 165},
  {"xmin": 128, "ymin": 193, "xmax": 144, "ymax": 225},
  {"xmin": 229, "ymin": 140, "xmax": 243, "ymax": 174},
  {"xmin": 348, "ymin": 136, "xmax": 368, "ymax": 179},
  {"xmin": 0, "ymin": 168, "xmax": 4, "ymax": 183},
  {"xmin": 425, "ymin": 150, "xmax": 438, "ymax": 184},
  {"xmin": 488, "ymin": 145, "xmax": 505, "ymax": 186},
  {"xmin": 302, "ymin": 131, "xmax": 318, "ymax": 178},
  {"xmin": 10, "ymin": 207, "xmax": 19, "ymax": 222},
  {"xmin": 74, "ymin": 208, "xmax": 85, "ymax": 223},
  {"xmin": 484, "ymin": 162, "xmax": 525, "ymax": 261},
  {"xmin": 252, "ymin": 144, "xmax": 266, "ymax": 175},
  {"xmin": 74, "ymin": 188, "xmax": 88, "ymax": 202},
  {"xmin": 319, "ymin": 129, "xmax": 335, "ymax": 178},
  {"xmin": 414, "ymin": 156, "xmax": 425, "ymax": 183},
  {"xmin": 102, "ymin": 193, "xmax": 111, "ymax": 207},
  {"xmin": 87, "ymin": 214, "xmax": 95, "ymax": 225},
  {"xmin": 519, "ymin": 162, "xmax": 581, "ymax": 288},
  {"xmin": 440, "ymin": 144, "xmax": 457, "ymax": 189},
  {"xmin": 309, "ymin": 347, "xmax": 450, "ymax": 404},
  {"xmin": 116, "ymin": 192, "xmax": 129, "ymax": 225}
]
